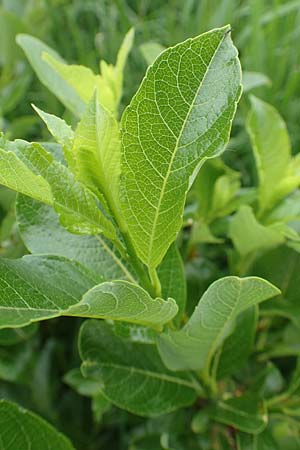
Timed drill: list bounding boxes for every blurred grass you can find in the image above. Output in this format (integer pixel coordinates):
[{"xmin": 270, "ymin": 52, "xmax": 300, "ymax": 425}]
[{"xmin": 1, "ymin": 0, "xmax": 300, "ymax": 143}]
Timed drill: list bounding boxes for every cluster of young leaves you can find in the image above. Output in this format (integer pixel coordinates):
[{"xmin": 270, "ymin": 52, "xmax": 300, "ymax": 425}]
[{"xmin": 0, "ymin": 24, "xmax": 299, "ymax": 450}]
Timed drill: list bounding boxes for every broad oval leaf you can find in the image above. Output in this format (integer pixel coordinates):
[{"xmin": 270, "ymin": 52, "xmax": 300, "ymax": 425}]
[
  {"xmin": 79, "ymin": 320, "xmax": 197, "ymax": 417},
  {"xmin": 121, "ymin": 25, "xmax": 242, "ymax": 269},
  {"xmin": 211, "ymin": 392, "xmax": 268, "ymax": 434},
  {"xmin": 0, "ymin": 400, "xmax": 75, "ymax": 450},
  {"xmin": 157, "ymin": 277, "xmax": 280, "ymax": 371},
  {"xmin": 67, "ymin": 281, "xmax": 178, "ymax": 329},
  {"xmin": 0, "ymin": 255, "xmax": 100, "ymax": 329},
  {"xmin": 16, "ymin": 195, "xmax": 134, "ymax": 282}
]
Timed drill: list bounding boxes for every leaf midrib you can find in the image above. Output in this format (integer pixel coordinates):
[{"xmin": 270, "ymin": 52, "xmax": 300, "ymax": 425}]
[{"xmin": 84, "ymin": 361, "xmax": 195, "ymax": 389}]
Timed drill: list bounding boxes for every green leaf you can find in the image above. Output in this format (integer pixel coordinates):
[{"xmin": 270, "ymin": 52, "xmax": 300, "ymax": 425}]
[
  {"xmin": 67, "ymin": 281, "xmax": 178, "ymax": 329},
  {"xmin": 64, "ymin": 368, "xmax": 102, "ymax": 397},
  {"xmin": 79, "ymin": 320, "xmax": 197, "ymax": 417},
  {"xmin": 157, "ymin": 276, "xmax": 279, "ymax": 371},
  {"xmin": 242, "ymin": 71, "xmax": 271, "ymax": 92},
  {"xmin": 0, "ymin": 255, "xmax": 175, "ymax": 329},
  {"xmin": 212, "ymin": 392, "xmax": 268, "ymax": 434},
  {"xmin": 0, "ymin": 255, "xmax": 100, "ymax": 329},
  {"xmin": 216, "ymin": 306, "xmax": 258, "ymax": 379},
  {"xmin": 121, "ymin": 25, "xmax": 242, "ymax": 269},
  {"xmin": 16, "ymin": 33, "xmax": 86, "ymax": 117},
  {"xmin": 44, "ymin": 157, "xmax": 117, "ymax": 239},
  {"xmin": 16, "ymin": 195, "xmax": 134, "ymax": 281},
  {"xmin": 140, "ymin": 41, "xmax": 165, "ymax": 66},
  {"xmin": 0, "ymin": 138, "xmax": 115, "ymax": 238},
  {"xmin": 237, "ymin": 429, "xmax": 280, "ymax": 450},
  {"xmin": 229, "ymin": 205, "xmax": 285, "ymax": 256},
  {"xmin": 0, "ymin": 400, "xmax": 75, "ymax": 450},
  {"xmin": 32, "ymin": 104, "xmax": 75, "ymax": 171},
  {"xmin": 158, "ymin": 243, "xmax": 186, "ymax": 325},
  {"xmin": 247, "ymin": 96, "xmax": 298, "ymax": 213},
  {"xmin": 73, "ymin": 93, "xmax": 121, "ymax": 211},
  {"xmin": 252, "ymin": 246, "xmax": 300, "ymax": 327},
  {"xmin": 0, "ymin": 147, "xmax": 53, "ymax": 205},
  {"xmin": 0, "ymin": 341, "xmax": 34, "ymax": 382}
]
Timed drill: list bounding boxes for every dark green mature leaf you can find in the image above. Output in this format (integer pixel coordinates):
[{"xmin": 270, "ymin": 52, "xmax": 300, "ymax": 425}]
[
  {"xmin": 217, "ymin": 306, "xmax": 258, "ymax": 379},
  {"xmin": 237, "ymin": 429, "xmax": 280, "ymax": 450},
  {"xmin": 79, "ymin": 320, "xmax": 198, "ymax": 417},
  {"xmin": 158, "ymin": 277, "xmax": 279, "ymax": 371},
  {"xmin": 212, "ymin": 392, "xmax": 268, "ymax": 434},
  {"xmin": 0, "ymin": 400, "xmax": 75, "ymax": 450},
  {"xmin": 67, "ymin": 281, "xmax": 178, "ymax": 329},
  {"xmin": 252, "ymin": 246, "xmax": 300, "ymax": 326},
  {"xmin": 16, "ymin": 195, "xmax": 134, "ymax": 281},
  {"xmin": 121, "ymin": 25, "xmax": 242, "ymax": 269},
  {"xmin": 0, "ymin": 255, "xmax": 176, "ymax": 329},
  {"xmin": 0, "ymin": 255, "xmax": 99, "ymax": 328},
  {"xmin": 158, "ymin": 243, "xmax": 186, "ymax": 325}
]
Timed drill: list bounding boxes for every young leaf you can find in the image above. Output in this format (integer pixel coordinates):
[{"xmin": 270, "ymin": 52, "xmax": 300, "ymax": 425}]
[
  {"xmin": 121, "ymin": 25, "xmax": 242, "ymax": 269},
  {"xmin": 32, "ymin": 104, "xmax": 75, "ymax": 170},
  {"xmin": 73, "ymin": 93, "xmax": 121, "ymax": 212},
  {"xmin": 212, "ymin": 392, "xmax": 268, "ymax": 434},
  {"xmin": 0, "ymin": 147, "xmax": 53, "ymax": 204},
  {"xmin": 16, "ymin": 34, "xmax": 86, "ymax": 117},
  {"xmin": 247, "ymin": 96, "xmax": 295, "ymax": 213},
  {"xmin": 16, "ymin": 195, "xmax": 134, "ymax": 281},
  {"xmin": 67, "ymin": 281, "xmax": 177, "ymax": 329},
  {"xmin": 158, "ymin": 243, "xmax": 186, "ymax": 325},
  {"xmin": 79, "ymin": 320, "xmax": 197, "ymax": 417},
  {"xmin": 229, "ymin": 205, "xmax": 285, "ymax": 256},
  {"xmin": 157, "ymin": 277, "xmax": 280, "ymax": 371},
  {"xmin": 0, "ymin": 400, "xmax": 75, "ymax": 450}
]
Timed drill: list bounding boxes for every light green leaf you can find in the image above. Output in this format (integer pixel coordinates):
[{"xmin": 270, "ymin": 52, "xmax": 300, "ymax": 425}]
[
  {"xmin": 79, "ymin": 320, "xmax": 197, "ymax": 417},
  {"xmin": 242, "ymin": 71, "xmax": 271, "ymax": 92},
  {"xmin": 212, "ymin": 392, "xmax": 268, "ymax": 434},
  {"xmin": 247, "ymin": 96, "xmax": 294, "ymax": 213},
  {"xmin": 0, "ymin": 255, "xmax": 100, "ymax": 329},
  {"xmin": 32, "ymin": 104, "xmax": 75, "ymax": 170},
  {"xmin": 158, "ymin": 243, "xmax": 186, "ymax": 325},
  {"xmin": 44, "ymin": 158, "xmax": 116, "ymax": 239},
  {"xmin": 0, "ymin": 400, "xmax": 75, "ymax": 450},
  {"xmin": 0, "ymin": 146, "xmax": 53, "ymax": 205},
  {"xmin": 121, "ymin": 25, "xmax": 242, "ymax": 269},
  {"xmin": 229, "ymin": 205, "xmax": 285, "ymax": 256},
  {"xmin": 16, "ymin": 195, "xmax": 134, "ymax": 281},
  {"xmin": 73, "ymin": 93, "xmax": 121, "ymax": 210},
  {"xmin": 64, "ymin": 368, "xmax": 102, "ymax": 397},
  {"xmin": 67, "ymin": 281, "xmax": 177, "ymax": 329},
  {"xmin": 157, "ymin": 276, "xmax": 279, "ymax": 371},
  {"xmin": 16, "ymin": 33, "xmax": 86, "ymax": 117},
  {"xmin": 140, "ymin": 41, "xmax": 165, "ymax": 66}
]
